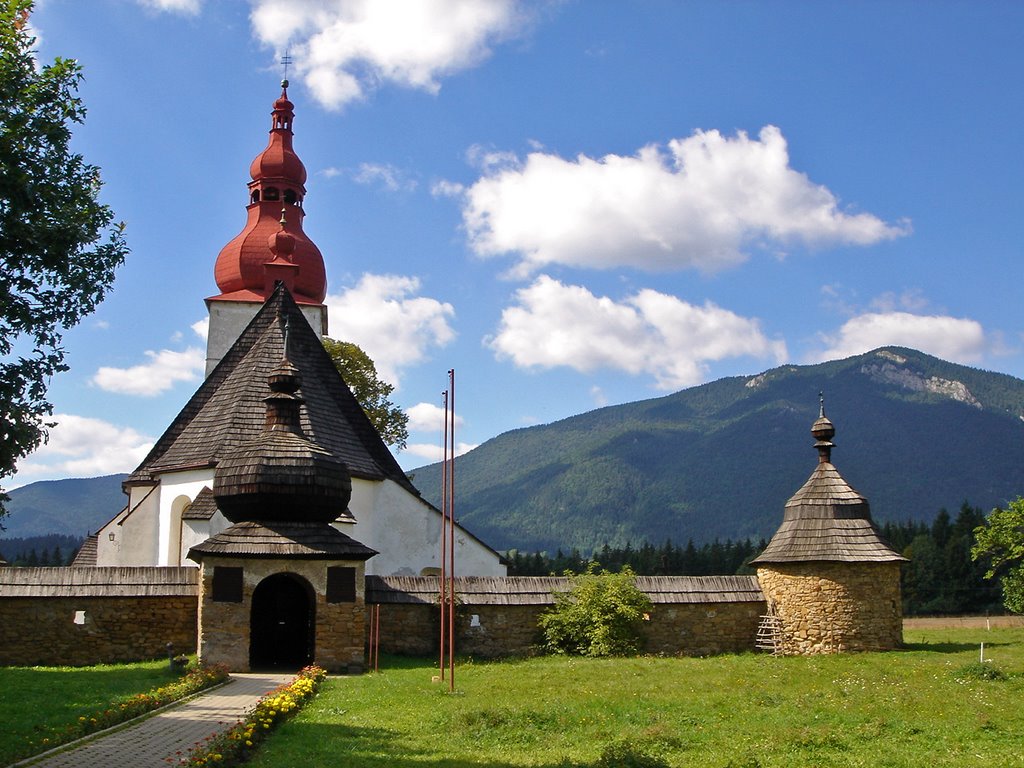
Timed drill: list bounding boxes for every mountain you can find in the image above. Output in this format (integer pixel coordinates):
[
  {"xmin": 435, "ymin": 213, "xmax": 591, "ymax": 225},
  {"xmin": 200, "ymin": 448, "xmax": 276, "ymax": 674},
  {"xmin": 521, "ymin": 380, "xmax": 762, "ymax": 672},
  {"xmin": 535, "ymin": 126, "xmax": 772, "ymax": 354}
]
[
  {"xmin": 1, "ymin": 474, "xmax": 128, "ymax": 539},
  {"xmin": 412, "ymin": 347, "xmax": 1024, "ymax": 554}
]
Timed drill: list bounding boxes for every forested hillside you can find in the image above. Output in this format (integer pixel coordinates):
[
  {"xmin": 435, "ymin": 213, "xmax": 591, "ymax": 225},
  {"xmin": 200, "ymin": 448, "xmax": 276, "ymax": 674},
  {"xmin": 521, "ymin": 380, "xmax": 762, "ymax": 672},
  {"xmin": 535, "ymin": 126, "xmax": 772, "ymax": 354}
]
[{"xmin": 415, "ymin": 347, "xmax": 1024, "ymax": 553}]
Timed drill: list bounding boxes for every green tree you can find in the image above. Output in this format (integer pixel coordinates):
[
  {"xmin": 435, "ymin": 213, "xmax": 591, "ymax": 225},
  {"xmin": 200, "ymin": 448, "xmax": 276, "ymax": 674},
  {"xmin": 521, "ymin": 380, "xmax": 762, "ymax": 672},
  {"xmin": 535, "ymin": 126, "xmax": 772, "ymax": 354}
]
[
  {"xmin": 1, "ymin": 1, "xmax": 128, "ymax": 515},
  {"xmin": 539, "ymin": 564, "xmax": 652, "ymax": 656},
  {"xmin": 972, "ymin": 497, "xmax": 1024, "ymax": 614},
  {"xmin": 321, "ymin": 337, "xmax": 408, "ymax": 450}
]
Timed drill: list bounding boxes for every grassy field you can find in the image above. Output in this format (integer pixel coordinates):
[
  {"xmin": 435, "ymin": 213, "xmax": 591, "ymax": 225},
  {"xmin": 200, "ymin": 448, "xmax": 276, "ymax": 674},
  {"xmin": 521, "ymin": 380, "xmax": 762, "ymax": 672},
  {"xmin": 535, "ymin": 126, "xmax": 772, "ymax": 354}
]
[
  {"xmin": 0, "ymin": 658, "xmax": 182, "ymax": 765},
  {"xmin": 249, "ymin": 627, "xmax": 1024, "ymax": 768}
]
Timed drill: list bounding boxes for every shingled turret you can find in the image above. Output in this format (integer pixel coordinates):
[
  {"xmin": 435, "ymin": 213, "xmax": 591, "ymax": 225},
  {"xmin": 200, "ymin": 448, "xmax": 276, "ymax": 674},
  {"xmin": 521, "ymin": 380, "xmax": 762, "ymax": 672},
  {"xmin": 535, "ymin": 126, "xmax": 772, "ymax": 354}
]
[{"xmin": 751, "ymin": 397, "xmax": 906, "ymax": 654}]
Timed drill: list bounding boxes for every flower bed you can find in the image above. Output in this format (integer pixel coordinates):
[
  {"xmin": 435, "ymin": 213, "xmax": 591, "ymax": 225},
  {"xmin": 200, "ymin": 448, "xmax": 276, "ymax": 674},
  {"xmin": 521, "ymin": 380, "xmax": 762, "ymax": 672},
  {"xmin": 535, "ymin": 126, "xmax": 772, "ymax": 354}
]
[
  {"xmin": 170, "ymin": 665, "xmax": 327, "ymax": 767},
  {"xmin": 28, "ymin": 664, "xmax": 228, "ymax": 757}
]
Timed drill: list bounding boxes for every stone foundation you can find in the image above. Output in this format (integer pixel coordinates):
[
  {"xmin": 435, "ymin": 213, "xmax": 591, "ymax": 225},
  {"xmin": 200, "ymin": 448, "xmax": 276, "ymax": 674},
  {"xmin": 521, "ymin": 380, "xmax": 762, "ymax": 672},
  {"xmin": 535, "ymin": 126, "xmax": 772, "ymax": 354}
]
[{"xmin": 756, "ymin": 561, "xmax": 903, "ymax": 654}]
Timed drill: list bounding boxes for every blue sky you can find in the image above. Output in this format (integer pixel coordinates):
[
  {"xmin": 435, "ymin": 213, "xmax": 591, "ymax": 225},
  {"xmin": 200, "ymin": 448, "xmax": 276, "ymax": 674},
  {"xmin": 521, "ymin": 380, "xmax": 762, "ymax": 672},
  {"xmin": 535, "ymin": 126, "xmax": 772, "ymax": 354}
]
[{"xmin": 8, "ymin": 0, "xmax": 1024, "ymax": 489}]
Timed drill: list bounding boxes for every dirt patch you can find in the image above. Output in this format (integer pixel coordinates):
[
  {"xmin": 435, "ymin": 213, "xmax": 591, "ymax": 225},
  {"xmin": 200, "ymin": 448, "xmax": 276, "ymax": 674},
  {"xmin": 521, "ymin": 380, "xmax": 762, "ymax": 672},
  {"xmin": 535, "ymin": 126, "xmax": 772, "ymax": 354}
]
[{"xmin": 904, "ymin": 615, "xmax": 1024, "ymax": 630}]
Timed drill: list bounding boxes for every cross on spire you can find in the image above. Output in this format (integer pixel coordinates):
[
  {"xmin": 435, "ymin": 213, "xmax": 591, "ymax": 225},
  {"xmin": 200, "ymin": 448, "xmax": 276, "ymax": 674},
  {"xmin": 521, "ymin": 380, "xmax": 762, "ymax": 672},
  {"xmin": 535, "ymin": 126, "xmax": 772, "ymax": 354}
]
[{"xmin": 281, "ymin": 51, "xmax": 293, "ymax": 82}]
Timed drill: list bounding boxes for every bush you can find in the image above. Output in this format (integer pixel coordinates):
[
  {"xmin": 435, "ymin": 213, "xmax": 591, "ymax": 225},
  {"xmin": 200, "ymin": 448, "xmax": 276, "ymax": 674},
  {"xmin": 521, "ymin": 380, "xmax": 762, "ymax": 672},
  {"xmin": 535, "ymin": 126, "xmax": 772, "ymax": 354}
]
[
  {"xmin": 540, "ymin": 564, "xmax": 652, "ymax": 657},
  {"xmin": 954, "ymin": 661, "xmax": 1007, "ymax": 682}
]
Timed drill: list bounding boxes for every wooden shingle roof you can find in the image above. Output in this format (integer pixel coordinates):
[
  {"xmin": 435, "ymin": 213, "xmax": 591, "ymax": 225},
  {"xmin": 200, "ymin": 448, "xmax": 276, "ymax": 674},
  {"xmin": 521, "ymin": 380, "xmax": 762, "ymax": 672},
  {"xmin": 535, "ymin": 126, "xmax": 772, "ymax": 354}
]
[
  {"xmin": 70, "ymin": 534, "xmax": 99, "ymax": 566},
  {"xmin": 365, "ymin": 575, "xmax": 764, "ymax": 606},
  {"xmin": 187, "ymin": 520, "xmax": 377, "ymax": 561},
  {"xmin": 751, "ymin": 408, "xmax": 906, "ymax": 565},
  {"xmin": 0, "ymin": 566, "xmax": 198, "ymax": 597},
  {"xmin": 126, "ymin": 285, "xmax": 416, "ymax": 496},
  {"xmin": 182, "ymin": 487, "xmax": 218, "ymax": 520}
]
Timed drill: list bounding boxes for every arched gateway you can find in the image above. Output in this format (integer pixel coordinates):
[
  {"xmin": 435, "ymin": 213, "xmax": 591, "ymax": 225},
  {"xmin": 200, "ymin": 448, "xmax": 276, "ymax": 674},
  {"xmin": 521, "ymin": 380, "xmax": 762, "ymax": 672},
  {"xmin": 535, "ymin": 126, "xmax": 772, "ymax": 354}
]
[{"xmin": 250, "ymin": 572, "xmax": 315, "ymax": 670}]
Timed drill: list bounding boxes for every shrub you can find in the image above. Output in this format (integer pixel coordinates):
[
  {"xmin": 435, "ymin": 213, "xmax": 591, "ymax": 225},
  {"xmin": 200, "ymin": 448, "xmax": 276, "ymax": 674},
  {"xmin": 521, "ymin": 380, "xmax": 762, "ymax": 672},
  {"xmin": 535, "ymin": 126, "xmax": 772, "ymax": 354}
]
[
  {"xmin": 540, "ymin": 564, "xmax": 652, "ymax": 657},
  {"xmin": 954, "ymin": 661, "xmax": 1007, "ymax": 682}
]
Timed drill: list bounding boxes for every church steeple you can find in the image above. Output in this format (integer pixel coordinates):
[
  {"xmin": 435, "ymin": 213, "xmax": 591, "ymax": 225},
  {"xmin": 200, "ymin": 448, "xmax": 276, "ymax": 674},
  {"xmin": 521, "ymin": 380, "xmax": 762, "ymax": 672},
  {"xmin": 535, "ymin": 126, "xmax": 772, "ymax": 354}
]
[{"xmin": 204, "ymin": 82, "xmax": 329, "ymax": 377}]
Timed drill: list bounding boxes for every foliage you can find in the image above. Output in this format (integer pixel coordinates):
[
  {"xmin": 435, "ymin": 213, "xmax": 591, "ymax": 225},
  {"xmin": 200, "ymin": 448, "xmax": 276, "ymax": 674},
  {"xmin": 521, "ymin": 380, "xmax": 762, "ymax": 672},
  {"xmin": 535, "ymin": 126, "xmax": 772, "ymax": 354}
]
[
  {"xmin": 594, "ymin": 739, "xmax": 671, "ymax": 768},
  {"xmin": 0, "ymin": 533, "xmax": 83, "ymax": 565},
  {"xmin": 247, "ymin": 628, "xmax": 1024, "ymax": 768},
  {"xmin": 883, "ymin": 502, "xmax": 1002, "ymax": 616},
  {"xmin": 507, "ymin": 537, "xmax": 763, "ymax": 578},
  {"xmin": 539, "ymin": 564, "xmax": 652, "ymax": 656},
  {"xmin": 322, "ymin": 337, "xmax": 408, "ymax": 450},
  {"xmin": 0, "ymin": 660, "xmax": 226, "ymax": 764},
  {"xmin": 174, "ymin": 665, "xmax": 326, "ymax": 767},
  {"xmin": 0, "ymin": 1, "xmax": 128, "ymax": 513},
  {"xmin": 954, "ymin": 661, "xmax": 1007, "ymax": 682},
  {"xmin": 972, "ymin": 496, "xmax": 1024, "ymax": 613}
]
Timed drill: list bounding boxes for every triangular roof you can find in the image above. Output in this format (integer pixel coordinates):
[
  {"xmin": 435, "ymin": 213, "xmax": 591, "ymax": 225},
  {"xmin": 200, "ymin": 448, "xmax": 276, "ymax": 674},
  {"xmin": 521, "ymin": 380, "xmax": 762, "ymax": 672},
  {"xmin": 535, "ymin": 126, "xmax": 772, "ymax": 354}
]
[
  {"xmin": 127, "ymin": 285, "xmax": 417, "ymax": 496},
  {"xmin": 751, "ymin": 410, "xmax": 906, "ymax": 565}
]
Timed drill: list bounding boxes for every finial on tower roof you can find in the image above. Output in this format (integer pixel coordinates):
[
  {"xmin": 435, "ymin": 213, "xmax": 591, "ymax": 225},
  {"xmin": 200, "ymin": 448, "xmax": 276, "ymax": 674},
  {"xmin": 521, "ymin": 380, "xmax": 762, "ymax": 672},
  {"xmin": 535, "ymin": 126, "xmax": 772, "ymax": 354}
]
[
  {"xmin": 811, "ymin": 392, "xmax": 835, "ymax": 464},
  {"xmin": 819, "ymin": 390, "xmax": 825, "ymax": 418}
]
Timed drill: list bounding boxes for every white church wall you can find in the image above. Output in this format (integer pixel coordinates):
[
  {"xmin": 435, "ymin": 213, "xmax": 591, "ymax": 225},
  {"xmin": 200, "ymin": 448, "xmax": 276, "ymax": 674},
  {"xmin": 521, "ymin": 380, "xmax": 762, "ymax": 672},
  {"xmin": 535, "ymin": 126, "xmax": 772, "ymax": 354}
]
[
  {"xmin": 96, "ymin": 484, "xmax": 160, "ymax": 566},
  {"xmin": 181, "ymin": 510, "xmax": 229, "ymax": 566},
  {"xmin": 156, "ymin": 469, "xmax": 214, "ymax": 566},
  {"xmin": 350, "ymin": 478, "xmax": 506, "ymax": 577}
]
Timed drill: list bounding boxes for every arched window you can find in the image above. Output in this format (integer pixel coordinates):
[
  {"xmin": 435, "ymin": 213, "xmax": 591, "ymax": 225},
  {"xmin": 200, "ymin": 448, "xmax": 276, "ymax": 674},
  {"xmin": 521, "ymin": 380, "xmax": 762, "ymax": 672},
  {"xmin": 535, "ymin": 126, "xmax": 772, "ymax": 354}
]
[
  {"xmin": 264, "ymin": 187, "xmax": 280, "ymax": 201},
  {"xmin": 251, "ymin": 190, "xmax": 261, "ymax": 204},
  {"xmin": 283, "ymin": 189, "xmax": 297, "ymax": 205},
  {"xmin": 167, "ymin": 495, "xmax": 191, "ymax": 566}
]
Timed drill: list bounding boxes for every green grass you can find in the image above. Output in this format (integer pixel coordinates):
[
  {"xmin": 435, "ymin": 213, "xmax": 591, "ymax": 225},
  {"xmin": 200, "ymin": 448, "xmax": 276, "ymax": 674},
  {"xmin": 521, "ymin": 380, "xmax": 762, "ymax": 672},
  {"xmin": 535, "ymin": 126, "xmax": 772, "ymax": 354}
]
[
  {"xmin": 250, "ymin": 628, "xmax": 1024, "ymax": 768},
  {"xmin": 0, "ymin": 658, "xmax": 183, "ymax": 765}
]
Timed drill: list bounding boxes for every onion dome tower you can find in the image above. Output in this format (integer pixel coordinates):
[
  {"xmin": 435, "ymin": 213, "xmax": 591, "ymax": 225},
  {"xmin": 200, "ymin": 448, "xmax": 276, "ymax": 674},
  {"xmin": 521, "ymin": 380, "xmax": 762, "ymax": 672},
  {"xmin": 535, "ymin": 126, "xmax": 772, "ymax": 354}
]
[
  {"xmin": 750, "ymin": 395, "xmax": 907, "ymax": 655},
  {"xmin": 204, "ymin": 81, "xmax": 329, "ymax": 376}
]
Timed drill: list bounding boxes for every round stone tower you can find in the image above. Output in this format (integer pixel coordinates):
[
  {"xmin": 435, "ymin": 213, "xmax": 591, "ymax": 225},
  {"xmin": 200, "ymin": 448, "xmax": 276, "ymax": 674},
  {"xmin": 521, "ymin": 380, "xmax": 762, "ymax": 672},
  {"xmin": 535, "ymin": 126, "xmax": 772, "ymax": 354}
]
[{"xmin": 750, "ymin": 397, "xmax": 907, "ymax": 654}]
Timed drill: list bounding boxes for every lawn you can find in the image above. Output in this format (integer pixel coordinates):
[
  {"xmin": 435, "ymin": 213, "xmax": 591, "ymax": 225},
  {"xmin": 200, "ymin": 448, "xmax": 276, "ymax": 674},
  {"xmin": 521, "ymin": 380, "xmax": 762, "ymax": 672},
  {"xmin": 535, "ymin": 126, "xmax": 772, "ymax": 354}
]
[
  {"xmin": 0, "ymin": 658, "xmax": 184, "ymax": 765},
  {"xmin": 249, "ymin": 627, "xmax": 1024, "ymax": 768}
]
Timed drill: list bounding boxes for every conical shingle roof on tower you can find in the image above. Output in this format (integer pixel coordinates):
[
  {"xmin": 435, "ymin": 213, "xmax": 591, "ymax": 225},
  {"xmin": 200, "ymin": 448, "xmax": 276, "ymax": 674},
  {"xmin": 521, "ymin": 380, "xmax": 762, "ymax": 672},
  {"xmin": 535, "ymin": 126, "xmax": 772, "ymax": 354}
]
[
  {"xmin": 127, "ymin": 284, "xmax": 417, "ymax": 496},
  {"xmin": 750, "ymin": 397, "xmax": 907, "ymax": 565}
]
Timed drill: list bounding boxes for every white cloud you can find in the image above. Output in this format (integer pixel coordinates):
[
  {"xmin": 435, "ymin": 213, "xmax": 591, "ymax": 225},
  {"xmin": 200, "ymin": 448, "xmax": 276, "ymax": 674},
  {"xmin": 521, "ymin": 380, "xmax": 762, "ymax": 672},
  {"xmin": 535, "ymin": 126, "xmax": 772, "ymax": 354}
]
[
  {"xmin": 136, "ymin": 0, "xmax": 201, "ymax": 15},
  {"xmin": 249, "ymin": 0, "xmax": 534, "ymax": 110},
  {"xmin": 13, "ymin": 414, "xmax": 154, "ymax": 483},
  {"xmin": 405, "ymin": 440, "xmax": 478, "ymax": 463},
  {"xmin": 191, "ymin": 318, "xmax": 209, "ymax": 341},
  {"xmin": 353, "ymin": 162, "xmax": 417, "ymax": 192},
  {"xmin": 91, "ymin": 347, "xmax": 206, "ymax": 397},
  {"xmin": 407, "ymin": 401, "xmax": 465, "ymax": 432},
  {"xmin": 487, "ymin": 275, "xmax": 788, "ymax": 390},
  {"xmin": 812, "ymin": 312, "xmax": 986, "ymax": 363},
  {"xmin": 326, "ymin": 273, "xmax": 455, "ymax": 388},
  {"xmin": 456, "ymin": 126, "xmax": 909, "ymax": 277}
]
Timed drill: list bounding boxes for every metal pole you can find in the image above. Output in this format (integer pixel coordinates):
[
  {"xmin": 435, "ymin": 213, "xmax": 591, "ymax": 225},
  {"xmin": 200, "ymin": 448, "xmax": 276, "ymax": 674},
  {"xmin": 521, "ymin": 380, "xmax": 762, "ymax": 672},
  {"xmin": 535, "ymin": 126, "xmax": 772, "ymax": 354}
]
[
  {"xmin": 439, "ymin": 390, "xmax": 448, "ymax": 680},
  {"xmin": 448, "ymin": 369, "xmax": 456, "ymax": 692}
]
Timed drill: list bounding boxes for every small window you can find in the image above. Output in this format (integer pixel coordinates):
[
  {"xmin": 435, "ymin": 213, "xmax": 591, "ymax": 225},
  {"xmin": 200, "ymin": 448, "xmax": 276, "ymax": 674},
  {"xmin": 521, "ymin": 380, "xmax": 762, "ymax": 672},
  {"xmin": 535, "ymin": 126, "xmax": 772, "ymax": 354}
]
[
  {"xmin": 326, "ymin": 566, "xmax": 356, "ymax": 603},
  {"xmin": 264, "ymin": 187, "xmax": 280, "ymax": 201},
  {"xmin": 211, "ymin": 566, "xmax": 244, "ymax": 602},
  {"xmin": 73, "ymin": 610, "xmax": 86, "ymax": 625},
  {"xmin": 283, "ymin": 189, "xmax": 297, "ymax": 205},
  {"xmin": 251, "ymin": 190, "xmax": 260, "ymax": 203}
]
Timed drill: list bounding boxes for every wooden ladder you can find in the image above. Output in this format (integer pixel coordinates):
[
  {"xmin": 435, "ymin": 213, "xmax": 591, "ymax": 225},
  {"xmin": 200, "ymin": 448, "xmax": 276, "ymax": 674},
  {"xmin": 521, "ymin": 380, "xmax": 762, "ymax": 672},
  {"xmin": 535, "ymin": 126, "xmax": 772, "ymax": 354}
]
[{"xmin": 755, "ymin": 606, "xmax": 783, "ymax": 655}]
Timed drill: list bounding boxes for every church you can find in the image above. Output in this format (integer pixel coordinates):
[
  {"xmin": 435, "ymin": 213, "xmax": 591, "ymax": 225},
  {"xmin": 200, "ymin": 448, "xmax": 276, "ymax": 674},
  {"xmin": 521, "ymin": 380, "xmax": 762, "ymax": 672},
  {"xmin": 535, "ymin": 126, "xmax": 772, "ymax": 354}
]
[{"xmin": 78, "ymin": 82, "xmax": 506, "ymax": 580}]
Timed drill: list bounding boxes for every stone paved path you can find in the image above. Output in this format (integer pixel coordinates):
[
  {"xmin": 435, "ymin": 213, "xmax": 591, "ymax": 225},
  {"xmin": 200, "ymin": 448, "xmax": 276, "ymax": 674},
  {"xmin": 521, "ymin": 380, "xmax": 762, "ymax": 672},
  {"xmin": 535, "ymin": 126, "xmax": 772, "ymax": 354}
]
[{"xmin": 21, "ymin": 673, "xmax": 293, "ymax": 768}]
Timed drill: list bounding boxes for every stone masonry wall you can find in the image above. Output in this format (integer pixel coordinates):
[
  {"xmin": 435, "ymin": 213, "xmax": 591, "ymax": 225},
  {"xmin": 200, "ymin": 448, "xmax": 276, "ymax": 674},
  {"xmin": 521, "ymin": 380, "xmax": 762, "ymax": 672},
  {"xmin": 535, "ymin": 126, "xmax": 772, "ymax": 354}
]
[
  {"xmin": 756, "ymin": 561, "xmax": 903, "ymax": 654},
  {"xmin": 0, "ymin": 596, "xmax": 197, "ymax": 667},
  {"xmin": 369, "ymin": 600, "xmax": 766, "ymax": 659}
]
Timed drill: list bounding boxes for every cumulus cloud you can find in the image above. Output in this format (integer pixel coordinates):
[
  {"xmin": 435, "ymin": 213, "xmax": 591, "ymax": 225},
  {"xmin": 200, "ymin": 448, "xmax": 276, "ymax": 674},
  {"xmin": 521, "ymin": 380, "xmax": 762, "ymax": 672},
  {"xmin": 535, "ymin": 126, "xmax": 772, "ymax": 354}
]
[
  {"xmin": 249, "ymin": 0, "xmax": 534, "ymax": 110},
  {"xmin": 407, "ymin": 402, "xmax": 465, "ymax": 432},
  {"xmin": 487, "ymin": 275, "xmax": 787, "ymax": 390},
  {"xmin": 405, "ymin": 440, "xmax": 478, "ymax": 464},
  {"xmin": 812, "ymin": 312, "xmax": 986, "ymax": 364},
  {"xmin": 13, "ymin": 414, "xmax": 154, "ymax": 482},
  {"xmin": 353, "ymin": 162, "xmax": 417, "ymax": 192},
  {"xmin": 136, "ymin": 0, "xmax": 201, "ymax": 15},
  {"xmin": 91, "ymin": 347, "xmax": 205, "ymax": 397},
  {"xmin": 326, "ymin": 273, "xmax": 455, "ymax": 388},
  {"xmin": 455, "ymin": 126, "xmax": 909, "ymax": 277}
]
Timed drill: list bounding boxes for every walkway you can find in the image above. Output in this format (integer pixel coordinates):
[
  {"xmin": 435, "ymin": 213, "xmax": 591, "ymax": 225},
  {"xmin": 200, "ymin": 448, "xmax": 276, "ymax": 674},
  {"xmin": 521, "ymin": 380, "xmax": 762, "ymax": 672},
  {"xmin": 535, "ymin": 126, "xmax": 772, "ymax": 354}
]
[{"xmin": 21, "ymin": 672, "xmax": 293, "ymax": 768}]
